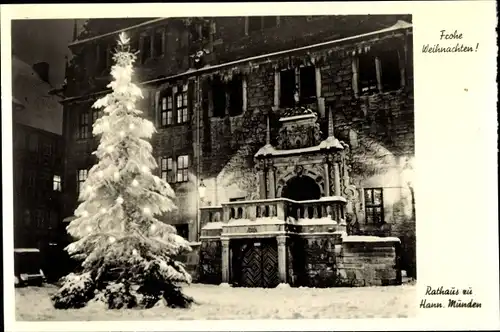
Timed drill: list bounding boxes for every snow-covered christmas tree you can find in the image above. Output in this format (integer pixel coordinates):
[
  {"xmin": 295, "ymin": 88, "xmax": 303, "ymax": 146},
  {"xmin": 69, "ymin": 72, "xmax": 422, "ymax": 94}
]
[{"xmin": 52, "ymin": 32, "xmax": 193, "ymax": 310}]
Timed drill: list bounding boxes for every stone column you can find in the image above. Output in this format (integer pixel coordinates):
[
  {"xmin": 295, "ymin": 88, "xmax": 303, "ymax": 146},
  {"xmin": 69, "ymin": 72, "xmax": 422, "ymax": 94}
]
[
  {"xmin": 221, "ymin": 238, "xmax": 230, "ymax": 284},
  {"xmin": 258, "ymin": 170, "xmax": 267, "ymax": 199},
  {"xmin": 268, "ymin": 165, "xmax": 276, "ymax": 199},
  {"xmin": 323, "ymin": 162, "xmax": 330, "ymax": 196},
  {"xmin": 276, "ymin": 235, "xmax": 287, "ymax": 284},
  {"xmin": 333, "ymin": 162, "xmax": 341, "ymax": 196}
]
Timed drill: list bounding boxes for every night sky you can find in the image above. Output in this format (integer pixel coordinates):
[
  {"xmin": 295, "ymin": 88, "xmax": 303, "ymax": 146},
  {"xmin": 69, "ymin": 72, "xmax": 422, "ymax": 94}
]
[{"xmin": 11, "ymin": 19, "xmax": 86, "ymax": 87}]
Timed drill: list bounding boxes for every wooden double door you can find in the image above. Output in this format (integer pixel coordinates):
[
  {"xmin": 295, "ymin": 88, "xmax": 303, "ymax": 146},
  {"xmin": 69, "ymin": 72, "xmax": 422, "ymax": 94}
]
[{"xmin": 231, "ymin": 238, "xmax": 279, "ymax": 288}]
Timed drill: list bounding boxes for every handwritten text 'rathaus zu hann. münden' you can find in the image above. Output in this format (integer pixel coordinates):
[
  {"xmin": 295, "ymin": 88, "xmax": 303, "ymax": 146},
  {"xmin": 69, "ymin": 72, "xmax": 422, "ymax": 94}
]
[{"xmin": 420, "ymin": 286, "xmax": 482, "ymax": 309}]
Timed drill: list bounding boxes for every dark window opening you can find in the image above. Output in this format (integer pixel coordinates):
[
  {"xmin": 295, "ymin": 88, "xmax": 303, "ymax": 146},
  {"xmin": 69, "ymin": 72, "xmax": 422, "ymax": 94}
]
[
  {"xmin": 263, "ymin": 16, "xmax": 278, "ymax": 29},
  {"xmin": 141, "ymin": 35, "xmax": 152, "ymax": 63},
  {"xmin": 248, "ymin": 16, "xmax": 278, "ymax": 33},
  {"xmin": 364, "ymin": 188, "xmax": 384, "ymax": 224},
  {"xmin": 380, "ymin": 50, "xmax": 401, "ymax": 92},
  {"xmin": 299, "ymin": 66, "xmax": 316, "ymax": 101},
  {"xmin": 228, "ymin": 75, "xmax": 243, "ymax": 116},
  {"xmin": 78, "ymin": 112, "xmax": 90, "ymax": 139},
  {"xmin": 280, "ymin": 69, "xmax": 296, "ymax": 108},
  {"xmin": 212, "ymin": 77, "xmax": 226, "ymax": 117},
  {"xmin": 96, "ymin": 43, "xmax": 108, "ymax": 73},
  {"xmin": 201, "ymin": 24, "xmax": 211, "ymax": 40},
  {"xmin": 130, "ymin": 37, "xmax": 139, "ymax": 54},
  {"xmin": 175, "ymin": 224, "xmax": 189, "ymax": 240},
  {"xmin": 248, "ymin": 17, "xmax": 262, "ymax": 32},
  {"xmin": 28, "ymin": 133, "xmax": 38, "ymax": 152},
  {"xmin": 190, "ymin": 25, "xmax": 200, "ymax": 41},
  {"xmin": 153, "ymin": 29, "xmax": 164, "ymax": 58},
  {"xmin": 358, "ymin": 53, "xmax": 378, "ymax": 94}
]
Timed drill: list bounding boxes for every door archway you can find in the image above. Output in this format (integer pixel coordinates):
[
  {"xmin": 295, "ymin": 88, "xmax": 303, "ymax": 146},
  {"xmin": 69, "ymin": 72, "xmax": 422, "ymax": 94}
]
[{"xmin": 282, "ymin": 175, "xmax": 321, "ymax": 201}]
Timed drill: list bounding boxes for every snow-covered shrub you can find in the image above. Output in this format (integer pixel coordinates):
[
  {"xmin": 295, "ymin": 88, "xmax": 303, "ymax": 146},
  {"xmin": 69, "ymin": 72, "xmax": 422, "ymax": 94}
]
[
  {"xmin": 51, "ymin": 272, "xmax": 95, "ymax": 309},
  {"xmin": 103, "ymin": 281, "xmax": 137, "ymax": 309}
]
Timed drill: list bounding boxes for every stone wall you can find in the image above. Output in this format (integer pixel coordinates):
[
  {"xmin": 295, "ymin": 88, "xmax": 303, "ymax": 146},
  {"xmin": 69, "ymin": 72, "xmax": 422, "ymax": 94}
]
[
  {"xmin": 198, "ymin": 239, "xmax": 222, "ymax": 284},
  {"xmin": 336, "ymin": 236, "xmax": 401, "ymax": 286}
]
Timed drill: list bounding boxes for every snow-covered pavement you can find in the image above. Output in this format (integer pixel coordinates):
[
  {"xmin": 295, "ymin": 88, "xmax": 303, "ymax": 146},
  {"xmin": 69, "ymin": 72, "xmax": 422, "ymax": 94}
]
[{"xmin": 15, "ymin": 283, "xmax": 416, "ymax": 320}]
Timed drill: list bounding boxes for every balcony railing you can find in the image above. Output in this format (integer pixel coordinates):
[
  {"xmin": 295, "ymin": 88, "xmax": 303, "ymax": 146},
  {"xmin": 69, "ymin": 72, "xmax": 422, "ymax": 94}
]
[{"xmin": 220, "ymin": 196, "xmax": 347, "ymax": 224}]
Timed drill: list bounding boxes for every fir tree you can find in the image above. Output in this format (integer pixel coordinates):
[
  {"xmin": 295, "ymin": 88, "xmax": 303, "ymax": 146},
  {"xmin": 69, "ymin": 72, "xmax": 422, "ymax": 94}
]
[{"xmin": 52, "ymin": 32, "xmax": 194, "ymax": 310}]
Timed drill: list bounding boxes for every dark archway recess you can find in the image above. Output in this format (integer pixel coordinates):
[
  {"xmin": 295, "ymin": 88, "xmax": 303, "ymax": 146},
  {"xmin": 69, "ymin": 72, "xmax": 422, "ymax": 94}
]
[
  {"xmin": 282, "ymin": 175, "xmax": 322, "ymax": 219},
  {"xmin": 282, "ymin": 175, "xmax": 321, "ymax": 201}
]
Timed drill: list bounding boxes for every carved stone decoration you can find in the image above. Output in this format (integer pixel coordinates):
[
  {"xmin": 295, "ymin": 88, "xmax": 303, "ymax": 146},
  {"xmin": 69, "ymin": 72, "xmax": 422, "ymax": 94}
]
[
  {"xmin": 337, "ymin": 142, "xmax": 361, "ymax": 218},
  {"xmin": 294, "ymin": 165, "xmax": 304, "ymax": 177}
]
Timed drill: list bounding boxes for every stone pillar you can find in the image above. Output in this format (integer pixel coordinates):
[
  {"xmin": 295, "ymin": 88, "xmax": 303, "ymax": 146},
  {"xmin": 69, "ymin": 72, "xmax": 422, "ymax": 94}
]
[
  {"xmin": 333, "ymin": 162, "xmax": 341, "ymax": 196},
  {"xmin": 268, "ymin": 166, "xmax": 276, "ymax": 199},
  {"xmin": 258, "ymin": 169, "xmax": 267, "ymax": 199},
  {"xmin": 276, "ymin": 235, "xmax": 287, "ymax": 284},
  {"xmin": 323, "ymin": 162, "xmax": 330, "ymax": 196},
  {"xmin": 221, "ymin": 238, "xmax": 230, "ymax": 284}
]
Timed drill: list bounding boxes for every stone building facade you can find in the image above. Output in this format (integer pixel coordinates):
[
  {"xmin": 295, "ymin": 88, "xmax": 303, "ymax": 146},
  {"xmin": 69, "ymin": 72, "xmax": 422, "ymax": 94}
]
[
  {"xmin": 12, "ymin": 56, "xmax": 66, "ymax": 280},
  {"xmin": 61, "ymin": 15, "xmax": 415, "ymax": 284}
]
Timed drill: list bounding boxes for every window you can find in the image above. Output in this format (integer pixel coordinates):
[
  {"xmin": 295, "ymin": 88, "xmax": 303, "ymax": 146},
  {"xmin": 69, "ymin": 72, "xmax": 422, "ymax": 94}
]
[
  {"xmin": 379, "ymin": 50, "xmax": 401, "ymax": 91},
  {"xmin": 212, "ymin": 76, "xmax": 226, "ymax": 117},
  {"xmin": 35, "ymin": 210, "xmax": 44, "ymax": 229},
  {"xmin": 53, "ymin": 175, "xmax": 62, "ymax": 192},
  {"xmin": 280, "ymin": 66, "xmax": 316, "ymax": 107},
  {"xmin": 247, "ymin": 16, "xmax": 278, "ymax": 33},
  {"xmin": 78, "ymin": 112, "xmax": 90, "ymax": 139},
  {"xmin": 26, "ymin": 170, "xmax": 36, "ymax": 188},
  {"xmin": 358, "ymin": 53, "xmax": 378, "ymax": 94},
  {"xmin": 212, "ymin": 75, "xmax": 244, "ymax": 117},
  {"xmin": 141, "ymin": 34, "xmax": 152, "ymax": 64},
  {"xmin": 280, "ymin": 69, "xmax": 296, "ymax": 108},
  {"xmin": 176, "ymin": 155, "xmax": 189, "ymax": 182},
  {"xmin": 160, "ymin": 89, "xmax": 173, "ymax": 126},
  {"xmin": 228, "ymin": 75, "xmax": 243, "ymax": 116},
  {"xmin": 77, "ymin": 169, "xmax": 88, "ymax": 194},
  {"xmin": 153, "ymin": 29, "xmax": 164, "ymax": 58},
  {"xmin": 248, "ymin": 17, "xmax": 262, "ymax": 32},
  {"xmin": 358, "ymin": 49, "xmax": 402, "ymax": 94},
  {"xmin": 42, "ymin": 142, "xmax": 53, "ymax": 156},
  {"xmin": 28, "ymin": 133, "xmax": 38, "ymax": 152},
  {"xmin": 176, "ymin": 85, "xmax": 189, "ymax": 124},
  {"xmin": 96, "ymin": 43, "xmax": 108, "ymax": 73},
  {"xmin": 175, "ymin": 224, "xmax": 189, "ymax": 240},
  {"xmin": 364, "ymin": 188, "xmax": 384, "ymax": 224},
  {"xmin": 131, "ymin": 37, "xmax": 139, "ymax": 53},
  {"xmin": 160, "ymin": 157, "xmax": 175, "ymax": 183},
  {"xmin": 299, "ymin": 66, "xmax": 316, "ymax": 101},
  {"xmin": 92, "ymin": 109, "xmax": 103, "ymax": 124}
]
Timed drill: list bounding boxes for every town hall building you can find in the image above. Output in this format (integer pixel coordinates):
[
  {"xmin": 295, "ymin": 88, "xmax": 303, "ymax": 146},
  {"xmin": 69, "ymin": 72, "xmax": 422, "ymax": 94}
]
[{"xmin": 61, "ymin": 15, "xmax": 415, "ymax": 287}]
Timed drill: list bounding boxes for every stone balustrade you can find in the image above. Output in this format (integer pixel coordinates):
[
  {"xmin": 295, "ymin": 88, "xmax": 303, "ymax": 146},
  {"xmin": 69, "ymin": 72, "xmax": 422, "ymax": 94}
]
[{"xmin": 220, "ymin": 196, "xmax": 347, "ymax": 224}]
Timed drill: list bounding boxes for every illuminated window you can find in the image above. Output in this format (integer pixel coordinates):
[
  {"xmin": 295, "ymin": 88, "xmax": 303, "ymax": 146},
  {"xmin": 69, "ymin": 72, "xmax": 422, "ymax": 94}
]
[
  {"xmin": 77, "ymin": 169, "xmax": 88, "ymax": 194},
  {"xmin": 364, "ymin": 188, "xmax": 384, "ymax": 224},
  {"xmin": 53, "ymin": 175, "xmax": 62, "ymax": 192},
  {"xmin": 160, "ymin": 157, "xmax": 175, "ymax": 183},
  {"xmin": 176, "ymin": 155, "xmax": 189, "ymax": 182},
  {"xmin": 176, "ymin": 84, "xmax": 189, "ymax": 124},
  {"xmin": 160, "ymin": 89, "xmax": 173, "ymax": 126}
]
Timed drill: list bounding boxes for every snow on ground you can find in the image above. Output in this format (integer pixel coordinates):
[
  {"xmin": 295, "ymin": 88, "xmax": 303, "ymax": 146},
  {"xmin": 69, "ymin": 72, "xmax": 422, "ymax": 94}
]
[{"xmin": 15, "ymin": 283, "xmax": 416, "ymax": 321}]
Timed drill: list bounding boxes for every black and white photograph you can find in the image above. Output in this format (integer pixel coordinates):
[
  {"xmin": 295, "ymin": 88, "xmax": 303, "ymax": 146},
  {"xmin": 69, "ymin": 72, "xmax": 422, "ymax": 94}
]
[{"xmin": 1, "ymin": 2, "xmax": 498, "ymax": 331}]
